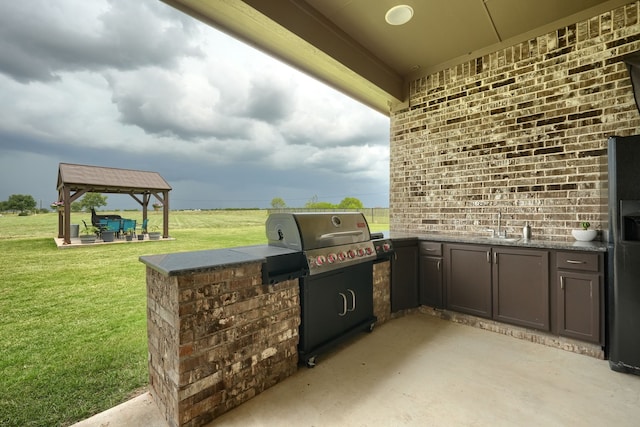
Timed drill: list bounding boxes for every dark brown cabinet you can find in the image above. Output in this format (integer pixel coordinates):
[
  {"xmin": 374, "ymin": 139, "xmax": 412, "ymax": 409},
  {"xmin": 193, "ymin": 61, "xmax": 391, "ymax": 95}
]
[
  {"xmin": 445, "ymin": 244, "xmax": 492, "ymax": 318},
  {"xmin": 419, "ymin": 242, "xmax": 444, "ymax": 308},
  {"xmin": 555, "ymin": 251, "xmax": 603, "ymax": 344},
  {"xmin": 424, "ymin": 240, "xmax": 605, "ymax": 345},
  {"xmin": 445, "ymin": 244, "xmax": 550, "ymax": 328},
  {"xmin": 391, "ymin": 239, "xmax": 419, "ymax": 312},
  {"xmin": 492, "ymin": 247, "xmax": 549, "ymax": 330}
]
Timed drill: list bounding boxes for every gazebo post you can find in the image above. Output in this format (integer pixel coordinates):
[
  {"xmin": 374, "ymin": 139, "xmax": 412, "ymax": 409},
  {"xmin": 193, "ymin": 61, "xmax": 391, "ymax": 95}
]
[
  {"xmin": 63, "ymin": 187, "xmax": 71, "ymax": 245},
  {"xmin": 142, "ymin": 193, "xmax": 149, "ymax": 226},
  {"xmin": 57, "ymin": 208, "xmax": 64, "ymax": 239},
  {"xmin": 162, "ymin": 191, "xmax": 169, "ymax": 238}
]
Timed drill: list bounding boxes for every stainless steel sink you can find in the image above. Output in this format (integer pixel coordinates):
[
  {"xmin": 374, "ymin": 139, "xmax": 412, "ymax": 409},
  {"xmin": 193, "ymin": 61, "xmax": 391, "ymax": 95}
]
[{"xmin": 479, "ymin": 237, "xmax": 521, "ymax": 243}]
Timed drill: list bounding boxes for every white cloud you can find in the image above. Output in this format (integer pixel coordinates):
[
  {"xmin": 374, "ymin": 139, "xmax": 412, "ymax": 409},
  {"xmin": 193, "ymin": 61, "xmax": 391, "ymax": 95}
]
[{"xmin": 0, "ymin": 0, "xmax": 390, "ymax": 209}]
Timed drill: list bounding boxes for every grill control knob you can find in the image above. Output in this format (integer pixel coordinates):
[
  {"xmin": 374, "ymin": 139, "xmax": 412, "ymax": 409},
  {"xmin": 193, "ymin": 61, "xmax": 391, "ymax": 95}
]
[
  {"xmin": 338, "ymin": 251, "xmax": 347, "ymax": 261},
  {"xmin": 347, "ymin": 249, "xmax": 356, "ymax": 259},
  {"xmin": 365, "ymin": 247, "xmax": 373, "ymax": 255},
  {"xmin": 315, "ymin": 255, "xmax": 326, "ymax": 266},
  {"xmin": 357, "ymin": 248, "xmax": 365, "ymax": 257},
  {"xmin": 327, "ymin": 253, "xmax": 337, "ymax": 263},
  {"xmin": 382, "ymin": 243, "xmax": 391, "ymax": 252}
]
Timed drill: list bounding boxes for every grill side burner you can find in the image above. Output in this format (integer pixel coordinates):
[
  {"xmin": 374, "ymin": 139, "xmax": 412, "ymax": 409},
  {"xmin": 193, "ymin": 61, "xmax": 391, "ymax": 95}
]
[{"xmin": 371, "ymin": 233, "xmax": 394, "ymax": 262}]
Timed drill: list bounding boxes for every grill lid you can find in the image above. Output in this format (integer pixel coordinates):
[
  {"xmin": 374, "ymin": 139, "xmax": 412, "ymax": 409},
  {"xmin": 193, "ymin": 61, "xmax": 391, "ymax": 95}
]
[
  {"xmin": 266, "ymin": 212, "xmax": 375, "ymax": 275},
  {"xmin": 266, "ymin": 212, "xmax": 371, "ymax": 250}
]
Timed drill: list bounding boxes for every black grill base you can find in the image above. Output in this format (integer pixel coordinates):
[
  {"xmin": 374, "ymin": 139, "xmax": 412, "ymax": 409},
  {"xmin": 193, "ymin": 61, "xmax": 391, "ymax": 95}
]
[
  {"xmin": 298, "ymin": 262, "xmax": 375, "ymax": 367},
  {"xmin": 299, "ymin": 316, "xmax": 376, "ymax": 368}
]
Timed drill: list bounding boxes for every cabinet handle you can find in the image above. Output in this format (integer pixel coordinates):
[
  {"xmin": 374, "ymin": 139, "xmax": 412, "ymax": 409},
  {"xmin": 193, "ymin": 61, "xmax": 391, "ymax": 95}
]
[
  {"xmin": 487, "ymin": 251, "xmax": 491, "ymax": 263},
  {"xmin": 437, "ymin": 260, "xmax": 441, "ymax": 271},
  {"xmin": 493, "ymin": 252, "xmax": 497, "ymax": 265},
  {"xmin": 566, "ymin": 260, "xmax": 585, "ymax": 264},
  {"xmin": 347, "ymin": 289, "xmax": 356, "ymax": 312},
  {"xmin": 394, "ymin": 252, "xmax": 398, "ymax": 261},
  {"xmin": 338, "ymin": 293, "xmax": 348, "ymax": 316},
  {"xmin": 560, "ymin": 276, "xmax": 564, "ymax": 290},
  {"xmin": 424, "ymin": 248, "xmax": 436, "ymax": 251}
]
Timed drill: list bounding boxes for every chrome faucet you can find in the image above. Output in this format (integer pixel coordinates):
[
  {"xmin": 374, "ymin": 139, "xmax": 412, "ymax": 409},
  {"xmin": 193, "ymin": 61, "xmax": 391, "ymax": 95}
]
[
  {"xmin": 486, "ymin": 211, "xmax": 507, "ymax": 238},
  {"xmin": 496, "ymin": 210, "xmax": 506, "ymax": 238}
]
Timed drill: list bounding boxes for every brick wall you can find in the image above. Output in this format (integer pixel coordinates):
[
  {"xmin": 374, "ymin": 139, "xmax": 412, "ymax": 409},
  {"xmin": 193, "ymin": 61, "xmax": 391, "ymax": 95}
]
[
  {"xmin": 373, "ymin": 260, "xmax": 391, "ymax": 324},
  {"xmin": 146, "ymin": 263, "xmax": 300, "ymax": 427},
  {"xmin": 390, "ymin": 1, "xmax": 640, "ymax": 240},
  {"xmin": 147, "ymin": 268, "xmax": 180, "ymax": 425}
]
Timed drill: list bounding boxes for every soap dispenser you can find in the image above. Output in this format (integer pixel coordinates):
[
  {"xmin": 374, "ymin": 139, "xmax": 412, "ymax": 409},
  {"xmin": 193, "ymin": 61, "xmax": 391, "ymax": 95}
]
[{"xmin": 523, "ymin": 222, "xmax": 531, "ymax": 241}]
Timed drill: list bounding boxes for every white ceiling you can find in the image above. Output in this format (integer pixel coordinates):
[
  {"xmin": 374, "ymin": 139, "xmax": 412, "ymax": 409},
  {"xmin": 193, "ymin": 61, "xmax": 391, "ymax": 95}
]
[{"xmin": 162, "ymin": 0, "xmax": 632, "ymax": 114}]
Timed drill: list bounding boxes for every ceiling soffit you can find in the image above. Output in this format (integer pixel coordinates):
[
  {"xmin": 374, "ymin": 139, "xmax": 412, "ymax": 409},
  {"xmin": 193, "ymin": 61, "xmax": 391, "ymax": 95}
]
[
  {"xmin": 162, "ymin": 0, "xmax": 402, "ymax": 115},
  {"xmin": 162, "ymin": 0, "xmax": 633, "ymax": 115}
]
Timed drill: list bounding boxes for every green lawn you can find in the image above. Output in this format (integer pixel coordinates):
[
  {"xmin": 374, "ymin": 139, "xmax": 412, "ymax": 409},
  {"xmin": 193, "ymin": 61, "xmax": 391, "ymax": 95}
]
[{"xmin": 0, "ymin": 209, "xmax": 388, "ymax": 427}]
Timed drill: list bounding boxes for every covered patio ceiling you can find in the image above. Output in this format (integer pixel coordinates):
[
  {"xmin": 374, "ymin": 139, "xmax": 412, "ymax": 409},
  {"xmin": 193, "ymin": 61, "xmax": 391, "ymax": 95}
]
[{"xmin": 162, "ymin": 0, "xmax": 631, "ymax": 114}]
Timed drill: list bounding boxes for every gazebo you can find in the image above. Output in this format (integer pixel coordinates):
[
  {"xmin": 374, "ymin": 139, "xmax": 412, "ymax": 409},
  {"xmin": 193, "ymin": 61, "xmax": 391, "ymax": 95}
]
[{"xmin": 56, "ymin": 163, "xmax": 172, "ymax": 245}]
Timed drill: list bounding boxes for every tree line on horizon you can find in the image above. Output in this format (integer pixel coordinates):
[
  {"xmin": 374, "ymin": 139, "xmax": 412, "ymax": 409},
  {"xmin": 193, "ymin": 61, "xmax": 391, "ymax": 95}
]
[
  {"xmin": 0, "ymin": 193, "xmax": 107, "ymax": 215},
  {"xmin": 0, "ymin": 192, "xmax": 369, "ymax": 215},
  {"xmin": 271, "ymin": 195, "xmax": 364, "ymax": 210}
]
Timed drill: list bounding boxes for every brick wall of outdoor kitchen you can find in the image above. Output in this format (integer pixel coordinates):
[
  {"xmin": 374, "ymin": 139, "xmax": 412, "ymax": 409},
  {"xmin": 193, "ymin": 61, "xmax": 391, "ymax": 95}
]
[
  {"xmin": 373, "ymin": 260, "xmax": 391, "ymax": 324},
  {"xmin": 390, "ymin": 1, "xmax": 640, "ymax": 240},
  {"xmin": 146, "ymin": 264, "xmax": 300, "ymax": 427}
]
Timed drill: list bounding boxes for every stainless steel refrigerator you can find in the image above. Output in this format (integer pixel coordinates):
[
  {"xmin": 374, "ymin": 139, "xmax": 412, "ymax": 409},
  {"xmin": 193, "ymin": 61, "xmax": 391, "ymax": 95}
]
[{"xmin": 608, "ymin": 135, "xmax": 640, "ymax": 375}]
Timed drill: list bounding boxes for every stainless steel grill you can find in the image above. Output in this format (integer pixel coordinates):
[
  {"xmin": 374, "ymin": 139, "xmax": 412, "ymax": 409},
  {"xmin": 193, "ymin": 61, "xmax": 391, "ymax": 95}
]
[
  {"xmin": 266, "ymin": 211, "xmax": 388, "ymax": 367},
  {"xmin": 266, "ymin": 212, "xmax": 378, "ymax": 275}
]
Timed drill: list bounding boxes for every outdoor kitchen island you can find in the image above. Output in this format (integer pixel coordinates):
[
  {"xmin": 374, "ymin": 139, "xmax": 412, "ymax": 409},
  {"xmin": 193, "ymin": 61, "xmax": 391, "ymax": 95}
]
[
  {"xmin": 140, "ymin": 242, "xmax": 392, "ymax": 427},
  {"xmin": 140, "ymin": 230, "xmax": 606, "ymax": 427}
]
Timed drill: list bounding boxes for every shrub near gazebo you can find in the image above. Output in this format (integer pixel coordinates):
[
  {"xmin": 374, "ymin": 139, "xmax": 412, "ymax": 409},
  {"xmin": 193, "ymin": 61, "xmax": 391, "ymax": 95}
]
[{"xmin": 79, "ymin": 224, "xmax": 98, "ymax": 244}]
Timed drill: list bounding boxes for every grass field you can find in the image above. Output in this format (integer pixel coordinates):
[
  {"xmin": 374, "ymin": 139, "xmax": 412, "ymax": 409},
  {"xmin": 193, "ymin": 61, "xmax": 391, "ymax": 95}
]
[{"xmin": 0, "ymin": 209, "xmax": 388, "ymax": 427}]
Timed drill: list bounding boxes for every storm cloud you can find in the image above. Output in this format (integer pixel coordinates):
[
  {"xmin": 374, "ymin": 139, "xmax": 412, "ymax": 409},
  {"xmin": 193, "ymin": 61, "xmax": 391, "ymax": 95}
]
[{"xmin": 0, "ymin": 0, "xmax": 389, "ymax": 209}]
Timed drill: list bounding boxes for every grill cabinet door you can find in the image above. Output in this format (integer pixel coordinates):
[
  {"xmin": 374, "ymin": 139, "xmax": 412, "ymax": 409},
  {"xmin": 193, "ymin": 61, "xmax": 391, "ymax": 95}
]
[{"xmin": 299, "ymin": 263, "xmax": 374, "ymax": 355}]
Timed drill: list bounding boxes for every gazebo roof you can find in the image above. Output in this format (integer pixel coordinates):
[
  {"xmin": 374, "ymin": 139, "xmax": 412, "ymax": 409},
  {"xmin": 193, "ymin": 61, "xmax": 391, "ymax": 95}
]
[{"xmin": 57, "ymin": 163, "xmax": 172, "ymax": 193}]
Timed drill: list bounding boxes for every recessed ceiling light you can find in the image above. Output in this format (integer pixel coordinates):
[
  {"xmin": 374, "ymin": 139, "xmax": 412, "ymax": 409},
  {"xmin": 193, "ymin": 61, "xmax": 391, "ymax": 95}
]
[{"xmin": 385, "ymin": 5, "xmax": 414, "ymax": 26}]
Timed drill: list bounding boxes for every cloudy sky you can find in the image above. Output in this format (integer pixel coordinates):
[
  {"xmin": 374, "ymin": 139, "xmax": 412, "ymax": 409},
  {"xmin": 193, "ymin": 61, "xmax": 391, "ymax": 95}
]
[{"xmin": 0, "ymin": 0, "xmax": 390, "ymax": 210}]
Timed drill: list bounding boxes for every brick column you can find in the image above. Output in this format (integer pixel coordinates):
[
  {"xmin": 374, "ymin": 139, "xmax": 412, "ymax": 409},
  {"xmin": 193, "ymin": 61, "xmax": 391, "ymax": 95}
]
[
  {"xmin": 373, "ymin": 260, "xmax": 391, "ymax": 324},
  {"xmin": 146, "ymin": 262, "xmax": 300, "ymax": 427}
]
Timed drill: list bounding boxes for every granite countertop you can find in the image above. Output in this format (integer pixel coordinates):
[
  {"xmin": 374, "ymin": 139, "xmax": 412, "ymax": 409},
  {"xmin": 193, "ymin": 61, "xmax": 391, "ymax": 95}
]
[
  {"xmin": 139, "ymin": 245, "xmax": 302, "ymax": 276},
  {"xmin": 140, "ymin": 231, "xmax": 607, "ymax": 277},
  {"xmin": 387, "ymin": 231, "xmax": 608, "ymax": 252}
]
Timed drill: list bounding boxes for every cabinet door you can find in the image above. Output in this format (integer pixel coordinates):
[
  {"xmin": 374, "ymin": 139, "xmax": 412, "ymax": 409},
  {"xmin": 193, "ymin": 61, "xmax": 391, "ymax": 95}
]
[
  {"xmin": 300, "ymin": 263, "xmax": 374, "ymax": 353},
  {"xmin": 391, "ymin": 242, "xmax": 419, "ymax": 312},
  {"xmin": 342, "ymin": 262, "xmax": 374, "ymax": 330},
  {"xmin": 419, "ymin": 256, "xmax": 443, "ymax": 308},
  {"xmin": 493, "ymin": 248, "xmax": 549, "ymax": 331},
  {"xmin": 557, "ymin": 270, "xmax": 601, "ymax": 343},
  {"xmin": 446, "ymin": 244, "xmax": 492, "ymax": 318},
  {"xmin": 300, "ymin": 272, "xmax": 345, "ymax": 351}
]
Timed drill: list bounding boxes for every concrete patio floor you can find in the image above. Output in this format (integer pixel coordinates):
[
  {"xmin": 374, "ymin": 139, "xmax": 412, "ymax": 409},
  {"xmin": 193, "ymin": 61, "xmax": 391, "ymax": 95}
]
[{"xmin": 71, "ymin": 313, "xmax": 640, "ymax": 427}]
